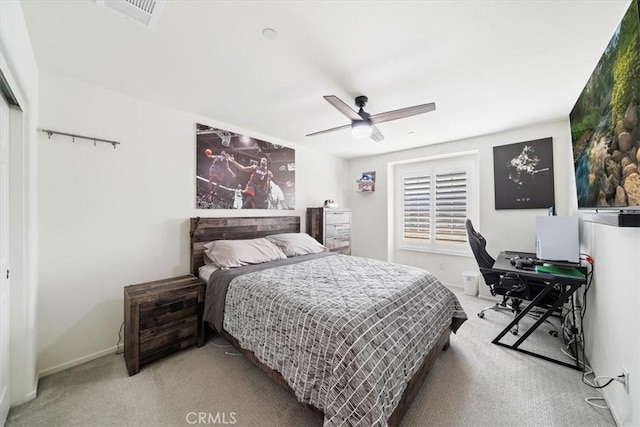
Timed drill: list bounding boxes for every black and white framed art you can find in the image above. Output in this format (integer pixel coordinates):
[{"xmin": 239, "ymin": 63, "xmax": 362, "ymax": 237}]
[{"xmin": 493, "ymin": 137, "xmax": 555, "ymax": 210}]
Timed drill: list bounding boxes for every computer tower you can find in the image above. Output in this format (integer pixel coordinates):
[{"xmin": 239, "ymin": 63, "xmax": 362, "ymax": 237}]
[{"xmin": 535, "ymin": 216, "xmax": 579, "ymax": 263}]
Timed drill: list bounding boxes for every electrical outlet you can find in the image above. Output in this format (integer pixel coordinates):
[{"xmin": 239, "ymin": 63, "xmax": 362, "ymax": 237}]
[{"xmin": 622, "ymin": 368, "xmax": 630, "ymax": 395}]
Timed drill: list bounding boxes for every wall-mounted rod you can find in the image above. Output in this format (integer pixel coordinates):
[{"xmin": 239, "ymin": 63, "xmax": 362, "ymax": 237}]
[{"xmin": 41, "ymin": 129, "xmax": 120, "ymax": 149}]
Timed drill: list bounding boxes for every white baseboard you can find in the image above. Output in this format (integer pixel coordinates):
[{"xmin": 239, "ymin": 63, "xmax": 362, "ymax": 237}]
[
  {"xmin": 1, "ymin": 387, "xmax": 8, "ymax": 422},
  {"xmin": 601, "ymin": 389, "xmax": 622, "ymax": 427},
  {"xmin": 38, "ymin": 343, "xmax": 124, "ymax": 379},
  {"xmin": 445, "ymin": 283, "xmax": 497, "ymax": 301},
  {"xmin": 11, "ymin": 379, "xmax": 38, "ymax": 406}
]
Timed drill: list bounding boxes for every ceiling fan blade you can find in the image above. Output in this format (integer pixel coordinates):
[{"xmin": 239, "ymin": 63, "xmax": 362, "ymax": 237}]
[
  {"xmin": 306, "ymin": 123, "xmax": 352, "ymax": 137},
  {"xmin": 324, "ymin": 95, "xmax": 363, "ymax": 121},
  {"xmin": 370, "ymin": 102, "xmax": 436, "ymax": 125},
  {"xmin": 369, "ymin": 125, "xmax": 384, "ymax": 142}
]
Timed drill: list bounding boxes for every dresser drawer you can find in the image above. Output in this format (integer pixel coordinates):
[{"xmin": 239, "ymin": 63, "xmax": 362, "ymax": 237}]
[
  {"xmin": 325, "ymin": 223, "xmax": 350, "ymax": 237},
  {"xmin": 325, "ymin": 211, "xmax": 351, "ymax": 224},
  {"xmin": 326, "ymin": 236, "xmax": 350, "ymax": 249},
  {"xmin": 333, "ymin": 247, "xmax": 351, "ymax": 255}
]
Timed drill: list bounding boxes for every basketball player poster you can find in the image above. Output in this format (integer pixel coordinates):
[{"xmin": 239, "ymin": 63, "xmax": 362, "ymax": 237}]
[{"xmin": 195, "ymin": 123, "xmax": 295, "ymax": 210}]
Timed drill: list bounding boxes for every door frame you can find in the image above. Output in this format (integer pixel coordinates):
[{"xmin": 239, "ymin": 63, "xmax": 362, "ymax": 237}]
[
  {"xmin": 0, "ymin": 49, "xmax": 38, "ymax": 411},
  {"xmin": 0, "ymin": 77, "xmax": 11, "ymax": 427}
]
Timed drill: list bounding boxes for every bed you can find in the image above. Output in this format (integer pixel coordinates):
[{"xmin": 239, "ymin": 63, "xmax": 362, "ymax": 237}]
[{"xmin": 190, "ymin": 216, "xmax": 467, "ymax": 427}]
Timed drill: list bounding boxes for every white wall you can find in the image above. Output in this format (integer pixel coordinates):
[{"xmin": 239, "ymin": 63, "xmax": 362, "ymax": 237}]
[
  {"xmin": 1, "ymin": 0, "xmax": 40, "ymax": 406},
  {"xmin": 348, "ymin": 118, "xmax": 639, "ymax": 425},
  {"xmin": 348, "ymin": 119, "xmax": 575, "ymax": 289},
  {"xmin": 580, "ymin": 222, "xmax": 639, "ymax": 426},
  {"xmin": 36, "ymin": 71, "xmax": 349, "ymax": 375}
]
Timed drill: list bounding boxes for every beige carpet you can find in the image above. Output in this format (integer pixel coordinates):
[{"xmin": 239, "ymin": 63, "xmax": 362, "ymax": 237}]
[{"xmin": 7, "ymin": 289, "xmax": 616, "ymax": 426}]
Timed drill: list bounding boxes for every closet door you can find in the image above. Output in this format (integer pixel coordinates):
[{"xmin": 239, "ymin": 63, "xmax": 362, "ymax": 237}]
[{"xmin": 0, "ymin": 92, "xmax": 10, "ymax": 424}]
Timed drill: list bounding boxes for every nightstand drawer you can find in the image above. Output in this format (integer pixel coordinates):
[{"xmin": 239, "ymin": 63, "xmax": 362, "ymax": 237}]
[
  {"xmin": 139, "ymin": 337, "xmax": 199, "ymax": 366},
  {"xmin": 140, "ymin": 317, "xmax": 198, "ymax": 354},
  {"xmin": 139, "ymin": 292, "xmax": 198, "ymax": 329},
  {"xmin": 140, "ymin": 314, "xmax": 199, "ymax": 343}
]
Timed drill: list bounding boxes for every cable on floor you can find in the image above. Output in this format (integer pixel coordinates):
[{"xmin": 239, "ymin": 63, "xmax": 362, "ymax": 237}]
[
  {"xmin": 560, "ymin": 343, "xmax": 611, "ymax": 410},
  {"xmin": 209, "ymin": 336, "xmax": 240, "ymax": 355},
  {"xmin": 115, "ymin": 321, "xmax": 124, "ymax": 355},
  {"xmin": 210, "ymin": 339, "xmax": 232, "ymax": 348},
  {"xmin": 585, "ymin": 396, "xmax": 608, "ymax": 409}
]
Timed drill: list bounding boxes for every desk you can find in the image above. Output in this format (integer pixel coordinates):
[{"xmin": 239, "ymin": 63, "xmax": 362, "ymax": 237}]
[{"xmin": 491, "ymin": 251, "xmax": 586, "ymax": 370}]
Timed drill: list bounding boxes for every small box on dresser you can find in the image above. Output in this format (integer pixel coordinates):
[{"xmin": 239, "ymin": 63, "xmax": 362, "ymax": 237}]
[
  {"xmin": 124, "ymin": 274, "xmax": 205, "ymax": 376},
  {"xmin": 306, "ymin": 207, "xmax": 351, "ymax": 255}
]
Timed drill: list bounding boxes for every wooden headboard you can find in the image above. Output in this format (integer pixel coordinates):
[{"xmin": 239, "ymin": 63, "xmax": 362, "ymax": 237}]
[{"xmin": 189, "ymin": 216, "xmax": 301, "ymax": 275}]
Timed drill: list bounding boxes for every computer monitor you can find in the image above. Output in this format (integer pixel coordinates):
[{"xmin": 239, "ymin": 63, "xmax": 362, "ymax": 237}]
[{"xmin": 536, "ymin": 216, "xmax": 579, "ymax": 263}]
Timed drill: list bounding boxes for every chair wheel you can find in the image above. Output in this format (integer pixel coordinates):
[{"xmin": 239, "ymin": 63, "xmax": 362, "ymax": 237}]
[
  {"xmin": 478, "ymin": 312, "xmax": 484, "ymax": 318},
  {"xmin": 549, "ymin": 330, "xmax": 558, "ymax": 337},
  {"xmin": 511, "ymin": 329, "xmax": 518, "ymax": 335}
]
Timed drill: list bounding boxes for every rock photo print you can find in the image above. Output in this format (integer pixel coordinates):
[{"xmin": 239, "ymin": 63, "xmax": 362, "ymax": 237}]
[
  {"xmin": 195, "ymin": 123, "xmax": 295, "ymax": 210},
  {"xmin": 493, "ymin": 137, "xmax": 555, "ymax": 210},
  {"xmin": 570, "ymin": 0, "xmax": 640, "ymax": 209}
]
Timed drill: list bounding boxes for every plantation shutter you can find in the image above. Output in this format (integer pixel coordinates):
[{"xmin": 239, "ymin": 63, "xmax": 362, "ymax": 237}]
[
  {"xmin": 403, "ymin": 174, "xmax": 431, "ymax": 242},
  {"xmin": 435, "ymin": 170, "xmax": 467, "ymax": 243},
  {"xmin": 395, "ymin": 152, "xmax": 476, "ymax": 255}
]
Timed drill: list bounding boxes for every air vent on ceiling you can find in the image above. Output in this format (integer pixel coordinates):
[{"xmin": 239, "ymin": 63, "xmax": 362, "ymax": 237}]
[{"xmin": 96, "ymin": 0, "xmax": 166, "ymax": 29}]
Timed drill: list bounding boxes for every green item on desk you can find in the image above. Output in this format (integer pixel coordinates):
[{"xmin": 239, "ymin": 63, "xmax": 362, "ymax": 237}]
[{"xmin": 534, "ymin": 264, "xmax": 585, "ymax": 279}]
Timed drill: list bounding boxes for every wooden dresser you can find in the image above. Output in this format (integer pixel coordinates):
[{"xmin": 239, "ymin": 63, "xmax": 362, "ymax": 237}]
[
  {"xmin": 124, "ymin": 274, "xmax": 205, "ymax": 376},
  {"xmin": 306, "ymin": 207, "xmax": 351, "ymax": 255}
]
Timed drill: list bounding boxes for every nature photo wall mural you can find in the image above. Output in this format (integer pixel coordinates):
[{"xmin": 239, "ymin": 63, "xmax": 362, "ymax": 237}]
[
  {"xmin": 195, "ymin": 123, "xmax": 295, "ymax": 210},
  {"xmin": 570, "ymin": 0, "xmax": 640, "ymax": 208}
]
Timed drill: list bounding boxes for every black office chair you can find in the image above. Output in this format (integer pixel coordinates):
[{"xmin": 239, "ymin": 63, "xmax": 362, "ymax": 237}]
[{"xmin": 465, "ymin": 219, "xmax": 557, "ymax": 336}]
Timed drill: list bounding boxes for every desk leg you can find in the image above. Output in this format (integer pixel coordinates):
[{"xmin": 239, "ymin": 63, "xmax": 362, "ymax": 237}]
[
  {"xmin": 512, "ymin": 283, "xmax": 579, "ymax": 348},
  {"xmin": 491, "ymin": 280, "xmax": 555, "ymax": 344},
  {"xmin": 491, "ymin": 281, "xmax": 583, "ymax": 371}
]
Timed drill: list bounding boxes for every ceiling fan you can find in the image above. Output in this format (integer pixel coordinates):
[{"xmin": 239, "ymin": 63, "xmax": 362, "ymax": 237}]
[{"xmin": 306, "ymin": 95, "xmax": 436, "ymax": 142}]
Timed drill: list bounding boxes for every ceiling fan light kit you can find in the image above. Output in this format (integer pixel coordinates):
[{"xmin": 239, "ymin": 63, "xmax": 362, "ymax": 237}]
[
  {"xmin": 351, "ymin": 120, "xmax": 372, "ymax": 138},
  {"xmin": 307, "ymin": 95, "xmax": 436, "ymax": 142}
]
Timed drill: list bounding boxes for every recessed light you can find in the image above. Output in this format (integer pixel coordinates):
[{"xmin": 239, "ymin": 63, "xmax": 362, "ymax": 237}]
[
  {"xmin": 262, "ymin": 28, "xmax": 278, "ymax": 40},
  {"xmin": 408, "ymin": 131, "xmax": 416, "ymax": 135}
]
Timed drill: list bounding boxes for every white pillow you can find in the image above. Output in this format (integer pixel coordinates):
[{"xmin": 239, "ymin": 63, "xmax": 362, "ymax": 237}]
[
  {"xmin": 266, "ymin": 233, "xmax": 327, "ymax": 257},
  {"xmin": 204, "ymin": 237, "xmax": 287, "ymax": 268},
  {"xmin": 203, "ymin": 251, "xmax": 217, "ymax": 266},
  {"xmin": 198, "ymin": 263, "xmax": 219, "ymax": 282}
]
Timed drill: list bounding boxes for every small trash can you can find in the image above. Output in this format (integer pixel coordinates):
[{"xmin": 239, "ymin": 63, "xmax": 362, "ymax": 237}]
[{"xmin": 462, "ymin": 271, "xmax": 479, "ymax": 296}]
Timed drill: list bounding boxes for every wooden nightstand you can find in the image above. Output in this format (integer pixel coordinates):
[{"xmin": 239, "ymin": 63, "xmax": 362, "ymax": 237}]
[{"xmin": 124, "ymin": 274, "xmax": 205, "ymax": 376}]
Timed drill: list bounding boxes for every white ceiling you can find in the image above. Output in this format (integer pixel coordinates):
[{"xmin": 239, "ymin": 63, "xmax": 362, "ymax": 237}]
[{"xmin": 20, "ymin": 0, "xmax": 632, "ymax": 159}]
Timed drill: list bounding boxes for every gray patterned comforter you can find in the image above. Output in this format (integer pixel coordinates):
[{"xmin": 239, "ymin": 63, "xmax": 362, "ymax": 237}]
[{"xmin": 217, "ymin": 253, "xmax": 467, "ymax": 427}]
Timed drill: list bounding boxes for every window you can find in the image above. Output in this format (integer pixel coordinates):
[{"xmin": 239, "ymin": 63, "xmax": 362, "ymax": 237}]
[{"xmin": 394, "ymin": 152, "xmax": 478, "ymax": 256}]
